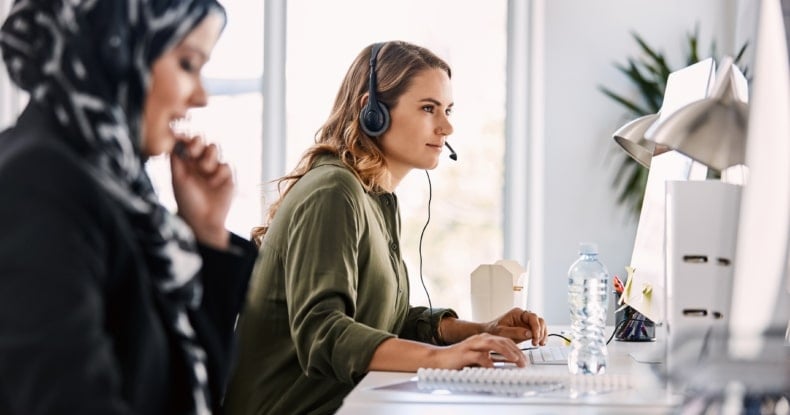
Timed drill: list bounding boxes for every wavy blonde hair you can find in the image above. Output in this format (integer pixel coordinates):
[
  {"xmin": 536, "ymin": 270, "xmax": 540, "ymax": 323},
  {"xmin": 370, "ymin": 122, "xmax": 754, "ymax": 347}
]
[{"xmin": 251, "ymin": 41, "xmax": 451, "ymax": 246}]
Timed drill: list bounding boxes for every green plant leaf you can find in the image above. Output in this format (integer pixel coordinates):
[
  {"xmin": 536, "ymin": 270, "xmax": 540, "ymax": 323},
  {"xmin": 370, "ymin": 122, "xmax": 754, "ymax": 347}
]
[
  {"xmin": 598, "ymin": 86, "xmax": 651, "ymax": 115},
  {"xmin": 709, "ymin": 40, "xmax": 719, "ymax": 64},
  {"xmin": 734, "ymin": 41, "xmax": 749, "ymax": 63},
  {"xmin": 612, "ymin": 155, "xmax": 637, "ymax": 188},
  {"xmin": 687, "ymin": 25, "xmax": 700, "ymax": 64},
  {"xmin": 624, "ymin": 60, "xmax": 664, "ymax": 110},
  {"xmin": 734, "ymin": 42, "xmax": 751, "ymax": 78},
  {"xmin": 617, "ymin": 171, "xmax": 639, "ymax": 203},
  {"xmin": 632, "ymin": 33, "xmax": 663, "ymax": 66}
]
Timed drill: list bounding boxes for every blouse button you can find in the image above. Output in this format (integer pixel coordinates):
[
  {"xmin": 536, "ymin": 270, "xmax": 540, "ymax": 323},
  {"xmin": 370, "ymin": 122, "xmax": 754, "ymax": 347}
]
[{"xmin": 391, "ymin": 243, "xmax": 398, "ymax": 251}]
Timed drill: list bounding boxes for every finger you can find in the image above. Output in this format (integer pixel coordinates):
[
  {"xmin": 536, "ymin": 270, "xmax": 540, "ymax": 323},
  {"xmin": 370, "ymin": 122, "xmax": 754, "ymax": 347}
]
[
  {"xmin": 492, "ymin": 326, "xmax": 531, "ymax": 343},
  {"xmin": 542, "ymin": 323, "xmax": 549, "ymax": 345},
  {"xmin": 457, "ymin": 339, "xmax": 493, "ymax": 368},
  {"xmin": 539, "ymin": 318, "xmax": 548, "ymax": 344},
  {"xmin": 505, "ymin": 307, "xmax": 522, "ymax": 319},
  {"xmin": 504, "ymin": 307, "xmax": 524, "ymax": 326},
  {"xmin": 179, "ymin": 135, "xmax": 206, "ymax": 159},
  {"xmin": 487, "ymin": 307, "xmax": 518, "ymax": 329},
  {"xmin": 522, "ymin": 311, "xmax": 544, "ymax": 346},
  {"xmin": 196, "ymin": 143, "xmax": 220, "ymax": 174},
  {"xmin": 473, "ymin": 351, "xmax": 495, "ymax": 368},
  {"xmin": 475, "ymin": 335, "xmax": 525, "ymax": 367},
  {"xmin": 473, "ymin": 347, "xmax": 509, "ymax": 368},
  {"xmin": 208, "ymin": 163, "xmax": 233, "ymax": 188},
  {"xmin": 486, "ymin": 344, "xmax": 525, "ymax": 368},
  {"xmin": 519, "ymin": 310, "xmax": 536, "ymax": 345},
  {"xmin": 171, "ymin": 137, "xmax": 206, "ymax": 178},
  {"xmin": 519, "ymin": 309, "xmax": 531, "ymax": 325},
  {"xmin": 489, "ymin": 354, "xmax": 526, "ymax": 368},
  {"xmin": 170, "ymin": 138, "xmax": 196, "ymax": 179},
  {"xmin": 528, "ymin": 316, "xmax": 544, "ymax": 346}
]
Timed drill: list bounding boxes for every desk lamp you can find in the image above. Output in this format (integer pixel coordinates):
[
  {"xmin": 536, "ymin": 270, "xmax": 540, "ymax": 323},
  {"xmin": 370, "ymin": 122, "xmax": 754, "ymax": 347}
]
[
  {"xmin": 647, "ymin": 58, "xmax": 749, "ymax": 172},
  {"xmin": 612, "ymin": 113, "xmax": 663, "ymax": 168}
]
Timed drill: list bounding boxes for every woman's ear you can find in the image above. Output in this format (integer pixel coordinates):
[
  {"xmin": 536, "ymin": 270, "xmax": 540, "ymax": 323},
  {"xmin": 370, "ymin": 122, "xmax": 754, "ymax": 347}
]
[{"xmin": 359, "ymin": 93, "xmax": 370, "ymax": 109}]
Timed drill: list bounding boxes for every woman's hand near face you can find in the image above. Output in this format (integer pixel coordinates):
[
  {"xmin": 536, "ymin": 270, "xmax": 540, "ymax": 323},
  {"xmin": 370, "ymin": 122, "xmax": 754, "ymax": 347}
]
[{"xmin": 170, "ymin": 136, "xmax": 233, "ymax": 250}]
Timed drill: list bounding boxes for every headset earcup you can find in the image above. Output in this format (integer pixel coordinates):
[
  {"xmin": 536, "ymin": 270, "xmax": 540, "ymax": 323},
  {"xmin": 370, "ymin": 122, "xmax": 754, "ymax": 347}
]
[{"xmin": 359, "ymin": 100, "xmax": 390, "ymax": 137}]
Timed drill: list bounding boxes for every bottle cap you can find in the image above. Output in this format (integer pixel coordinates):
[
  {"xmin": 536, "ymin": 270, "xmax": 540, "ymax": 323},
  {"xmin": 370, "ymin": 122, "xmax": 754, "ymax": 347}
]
[{"xmin": 579, "ymin": 242, "xmax": 598, "ymax": 255}]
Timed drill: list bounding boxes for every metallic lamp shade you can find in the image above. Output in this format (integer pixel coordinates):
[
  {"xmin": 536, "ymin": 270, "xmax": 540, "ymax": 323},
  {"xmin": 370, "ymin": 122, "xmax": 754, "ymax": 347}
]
[
  {"xmin": 647, "ymin": 62, "xmax": 748, "ymax": 171},
  {"xmin": 613, "ymin": 113, "xmax": 661, "ymax": 168}
]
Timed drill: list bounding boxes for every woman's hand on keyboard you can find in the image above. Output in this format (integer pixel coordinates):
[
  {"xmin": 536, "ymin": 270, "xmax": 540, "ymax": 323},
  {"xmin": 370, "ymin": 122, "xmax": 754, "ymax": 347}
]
[
  {"xmin": 431, "ymin": 333, "xmax": 526, "ymax": 369},
  {"xmin": 483, "ymin": 308, "xmax": 548, "ymax": 346}
]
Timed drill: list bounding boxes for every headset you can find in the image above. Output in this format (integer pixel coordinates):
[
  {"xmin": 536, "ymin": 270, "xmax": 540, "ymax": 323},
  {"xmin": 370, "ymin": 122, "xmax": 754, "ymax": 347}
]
[
  {"xmin": 359, "ymin": 43, "xmax": 390, "ymax": 137},
  {"xmin": 358, "ymin": 42, "xmax": 458, "ymax": 161}
]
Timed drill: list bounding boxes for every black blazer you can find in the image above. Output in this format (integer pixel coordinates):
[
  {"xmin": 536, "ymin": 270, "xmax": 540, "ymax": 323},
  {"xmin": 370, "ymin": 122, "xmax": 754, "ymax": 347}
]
[{"xmin": 0, "ymin": 104, "xmax": 257, "ymax": 415}]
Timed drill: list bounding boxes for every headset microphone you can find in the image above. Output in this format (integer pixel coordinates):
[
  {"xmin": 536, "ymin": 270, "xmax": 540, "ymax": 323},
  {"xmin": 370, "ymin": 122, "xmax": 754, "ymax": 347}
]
[{"xmin": 444, "ymin": 142, "xmax": 458, "ymax": 161}]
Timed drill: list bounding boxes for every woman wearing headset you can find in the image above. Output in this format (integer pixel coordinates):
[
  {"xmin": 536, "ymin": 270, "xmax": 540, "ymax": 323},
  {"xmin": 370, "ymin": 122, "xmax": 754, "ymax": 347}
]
[{"xmin": 224, "ymin": 41, "xmax": 548, "ymax": 415}]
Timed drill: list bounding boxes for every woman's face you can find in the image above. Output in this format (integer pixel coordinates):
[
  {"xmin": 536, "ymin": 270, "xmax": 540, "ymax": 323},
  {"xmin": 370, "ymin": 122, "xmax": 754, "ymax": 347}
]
[
  {"xmin": 141, "ymin": 13, "xmax": 224, "ymax": 157},
  {"xmin": 378, "ymin": 67, "xmax": 454, "ymax": 181}
]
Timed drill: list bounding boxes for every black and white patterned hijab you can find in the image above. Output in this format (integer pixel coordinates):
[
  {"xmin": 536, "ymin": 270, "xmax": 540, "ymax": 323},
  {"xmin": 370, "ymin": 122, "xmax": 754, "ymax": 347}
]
[{"xmin": 1, "ymin": 1, "xmax": 225, "ymax": 414}]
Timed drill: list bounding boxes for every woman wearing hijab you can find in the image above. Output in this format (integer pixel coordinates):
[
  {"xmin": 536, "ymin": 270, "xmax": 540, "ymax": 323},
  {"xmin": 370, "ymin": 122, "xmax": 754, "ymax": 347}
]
[{"xmin": 0, "ymin": 1, "xmax": 256, "ymax": 414}]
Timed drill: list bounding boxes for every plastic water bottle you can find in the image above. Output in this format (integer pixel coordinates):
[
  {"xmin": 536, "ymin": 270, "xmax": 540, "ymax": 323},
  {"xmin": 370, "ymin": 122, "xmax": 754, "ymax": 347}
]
[{"xmin": 567, "ymin": 242, "xmax": 609, "ymax": 375}]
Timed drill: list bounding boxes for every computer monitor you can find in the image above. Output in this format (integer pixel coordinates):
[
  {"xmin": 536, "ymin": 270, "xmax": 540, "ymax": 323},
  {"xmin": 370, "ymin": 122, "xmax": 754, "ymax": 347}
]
[{"xmin": 728, "ymin": 0, "xmax": 790, "ymax": 356}]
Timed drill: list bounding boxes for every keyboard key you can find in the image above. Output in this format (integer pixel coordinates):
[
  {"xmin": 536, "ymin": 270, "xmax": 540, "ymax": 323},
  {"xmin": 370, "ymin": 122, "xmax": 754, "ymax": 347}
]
[{"xmin": 528, "ymin": 346, "xmax": 569, "ymax": 365}]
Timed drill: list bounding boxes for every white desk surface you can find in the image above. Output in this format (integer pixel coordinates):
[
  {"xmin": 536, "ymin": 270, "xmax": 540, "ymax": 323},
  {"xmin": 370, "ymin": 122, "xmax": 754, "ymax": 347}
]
[{"xmin": 338, "ymin": 333, "xmax": 683, "ymax": 415}]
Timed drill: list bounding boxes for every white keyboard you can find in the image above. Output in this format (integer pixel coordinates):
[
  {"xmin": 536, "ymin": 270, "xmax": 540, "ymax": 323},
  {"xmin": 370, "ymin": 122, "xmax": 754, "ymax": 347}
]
[{"xmin": 526, "ymin": 346, "xmax": 570, "ymax": 365}]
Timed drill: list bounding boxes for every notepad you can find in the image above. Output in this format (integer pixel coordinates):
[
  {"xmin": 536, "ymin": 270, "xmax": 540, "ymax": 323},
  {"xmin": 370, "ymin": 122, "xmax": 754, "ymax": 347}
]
[{"xmin": 416, "ymin": 367, "xmax": 632, "ymax": 397}]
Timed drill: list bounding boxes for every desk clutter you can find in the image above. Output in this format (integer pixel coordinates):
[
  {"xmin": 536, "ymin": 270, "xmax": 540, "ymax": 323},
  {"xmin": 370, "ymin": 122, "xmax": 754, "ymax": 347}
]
[
  {"xmin": 415, "ymin": 367, "xmax": 633, "ymax": 398},
  {"xmin": 613, "ymin": 275, "xmax": 656, "ymax": 342}
]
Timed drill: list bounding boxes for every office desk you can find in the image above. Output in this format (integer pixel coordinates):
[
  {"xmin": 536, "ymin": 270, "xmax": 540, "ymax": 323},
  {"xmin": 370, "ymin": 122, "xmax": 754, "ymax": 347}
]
[{"xmin": 338, "ymin": 336, "xmax": 683, "ymax": 414}]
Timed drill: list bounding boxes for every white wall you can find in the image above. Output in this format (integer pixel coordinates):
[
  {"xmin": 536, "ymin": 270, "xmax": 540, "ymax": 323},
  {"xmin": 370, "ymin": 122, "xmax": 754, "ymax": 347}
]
[{"xmin": 535, "ymin": 0, "xmax": 737, "ymax": 324}]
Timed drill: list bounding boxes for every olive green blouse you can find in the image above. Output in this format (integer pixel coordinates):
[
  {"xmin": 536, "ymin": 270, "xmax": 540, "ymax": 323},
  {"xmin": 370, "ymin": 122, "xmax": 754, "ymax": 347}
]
[{"xmin": 224, "ymin": 156, "xmax": 456, "ymax": 415}]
